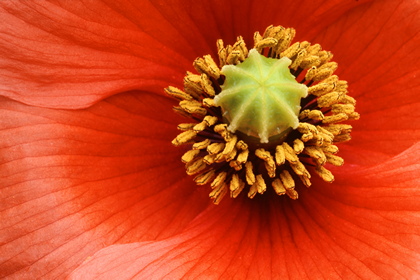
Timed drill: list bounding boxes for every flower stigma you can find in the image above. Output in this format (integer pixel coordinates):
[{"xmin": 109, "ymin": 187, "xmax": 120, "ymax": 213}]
[
  {"xmin": 214, "ymin": 49, "xmax": 308, "ymax": 144},
  {"xmin": 166, "ymin": 25, "xmax": 360, "ymax": 204}
]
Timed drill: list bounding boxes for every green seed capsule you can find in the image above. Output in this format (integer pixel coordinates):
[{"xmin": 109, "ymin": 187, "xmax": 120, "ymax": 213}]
[{"xmin": 214, "ymin": 49, "xmax": 308, "ymax": 143}]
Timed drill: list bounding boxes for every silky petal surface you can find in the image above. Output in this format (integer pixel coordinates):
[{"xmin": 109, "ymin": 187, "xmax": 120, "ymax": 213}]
[
  {"xmin": 312, "ymin": 0, "xmax": 420, "ymax": 165},
  {"xmin": 0, "ymin": 0, "xmax": 370, "ymax": 109},
  {"xmin": 1, "ymin": 0, "xmax": 419, "ymax": 279},
  {"xmin": 0, "ymin": 93, "xmax": 209, "ymax": 279},
  {"xmin": 68, "ymin": 0, "xmax": 420, "ymax": 279},
  {"xmin": 0, "ymin": 0, "xmax": 194, "ymax": 109},
  {"xmin": 69, "ymin": 143, "xmax": 420, "ymax": 279}
]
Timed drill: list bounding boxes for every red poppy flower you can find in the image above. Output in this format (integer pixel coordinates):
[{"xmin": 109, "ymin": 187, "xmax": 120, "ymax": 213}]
[{"xmin": 1, "ymin": 0, "xmax": 419, "ymax": 279}]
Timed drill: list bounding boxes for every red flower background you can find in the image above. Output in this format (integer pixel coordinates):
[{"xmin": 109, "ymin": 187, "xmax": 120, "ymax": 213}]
[{"xmin": 0, "ymin": 0, "xmax": 419, "ymax": 279}]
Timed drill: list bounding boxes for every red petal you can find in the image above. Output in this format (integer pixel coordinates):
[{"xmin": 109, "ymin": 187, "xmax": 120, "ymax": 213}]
[
  {"xmin": 69, "ymin": 145, "xmax": 420, "ymax": 279},
  {"xmin": 0, "ymin": 1, "xmax": 200, "ymax": 109},
  {"xmin": 0, "ymin": 93, "xmax": 209, "ymax": 279},
  {"xmin": 312, "ymin": 0, "xmax": 420, "ymax": 164},
  {"xmin": 0, "ymin": 0, "xmax": 368, "ymax": 109}
]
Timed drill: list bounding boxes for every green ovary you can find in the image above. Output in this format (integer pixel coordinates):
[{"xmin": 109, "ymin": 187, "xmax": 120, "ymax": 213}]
[{"xmin": 214, "ymin": 49, "xmax": 308, "ymax": 143}]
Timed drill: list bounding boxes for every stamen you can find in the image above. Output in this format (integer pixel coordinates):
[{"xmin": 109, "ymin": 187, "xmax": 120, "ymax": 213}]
[
  {"xmin": 275, "ymin": 144, "xmax": 286, "ymax": 165},
  {"xmin": 167, "ymin": 25, "xmax": 359, "ymax": 204},
  {"xmin": 230, "ymin": 174, "xmax": 245, "ymax": 198}
]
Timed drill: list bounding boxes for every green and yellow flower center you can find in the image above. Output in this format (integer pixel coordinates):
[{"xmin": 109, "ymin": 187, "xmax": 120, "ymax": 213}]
[
  {"xmin": 214, "ymin": 49, "xmax": 308, "ymax": 143},
  {"xmin": 166, "ymin": 25, "xmax": 359, "ymax": 204}
]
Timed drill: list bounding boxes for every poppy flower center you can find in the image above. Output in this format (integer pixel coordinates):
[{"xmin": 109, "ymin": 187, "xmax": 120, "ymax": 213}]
[
  {"xmin": 166, "ymin": 25, "xmax": 359, "ymax": 204},
  {"xmin": 214, "ymin": 49, "xmax": 308, "ymax": 143}
]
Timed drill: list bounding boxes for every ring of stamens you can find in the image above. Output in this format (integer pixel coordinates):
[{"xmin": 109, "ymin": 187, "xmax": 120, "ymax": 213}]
[{"xmin": 166, "ymin": 25, "xmax": 359, "ymax": 204}]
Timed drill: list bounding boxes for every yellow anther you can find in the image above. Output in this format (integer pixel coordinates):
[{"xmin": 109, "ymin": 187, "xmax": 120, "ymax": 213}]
[
  {"xmin": 274, "ymin": 28, "xmax": 295, "ymax": 53},
  {"xmin": 236, "ymin": 148, "xmax": 249, "ymax": 164},
  {"xmin": 327, "ymin": 124, "xmax": 352, "ymax": 135},
  {"xmin": 304, "ymin": 146, "xmax": 326, "ymax": 165},
  {"xmin": 300, "ymin": 55, "xmax": 321, "ymax": 69},
  {"xmin": 229, "ymin": 160, "xmax": 243, "ymax": 171},
  {"xmin": 207, "ymin": 142, "xmax": 225, "ymax": 155},
  {"xmin": 280, "ymin": 170, "xmax": 294, "ymax": 189},
  {"xmin": 172, "ymin": 106, "xmax": 191, "ymax": 118},
  {"xmin": 272, "ymin": 178, "xmax": 286, "ymax": 195},
  {"xmin": 281, "ymin": 42, "xmax": 301, "ymax": 59},
  {"xmin": 193, "ymin": 55, "xmax": 220, "ymax": 80},
  {"xmin": 183, "ymin": 73, "xmax": 203, "ymax": 99},
  {"xmin": 315, "ymin": 165, "xmax": 334, "ymax": 183},
  {"xmin": 201, "ymin": 74, "xmax": 215, "ymax": 96},
  {"xmin": 255, "ymin": 37, "xmax": 278, "ymax": 52},
  {"xmin": 287, "ymin": 189, "xmax": 299, "ymax": 200},
  {"xmin": 348, "ymin": 112, "xmax": 361, "ymax": 120},
  {"xmin": 248, "ymin": 183, "xmax": 258, "ymax": 199},
  {"xmin": 318, "ymin": 50, "xmax": 333, "ymax": 64},
  {"xmin": 236, "ymin": 140, "xmax": 248, "ymax": 151},
  {"xmin": 317, "ymin": 126, "xmax": 335, "ymax": 139},
  {"xmin": 203, "ymin": 115, "xmax": 218, "ymax": 126},
  {"xmin": 245, "ymin": 161, "xmax": 256, "ymax": 185},
  {"xmin": 209, "ymin": 183, "xmax": 227, "ymax": 205},
  {"xmin": 217, "ymin": 39, "xmax": 226, "ymax": 66},
  {"xmin": 172, "ymin": 130, "xmax": 197, "ymax": 146},
  {"xmin": 299, "ymin": 109, "xmax": 324, "ymax": 121},
  {"xmin": 313, "ymin": 62, "xmax": 338, "ymax": 81},
  {"xmin": 214, "ymin": 124, "xmax": 233, "ymax": 141},
  {"xmin": 305, "ymin": 66, "xmax": 318, "ymax": 81},
  {"xmin": 193, "ymin": 122, "xmax": 207, "ymax": 132},
  {"xmin": 282, "ymin": 142, "xmax": 299, "ymax": 164},
  {"xmin": 317, "ymin": 91, "xmax": 342, "ymax": 108},
  {"xmin": 229, "ymin": 173, "xmax": 240, "ymax": 192},
  {"xmin": 317, "ymin": 132, "xmax": 333, "ymax": 145},
  {"xmin": 202, "ymin": 98, "xmax": 216, "ymax": 107},
  {"xmin": 224, "ymin": 148, "xmax": 238, "ymax": 162},
  {"xmin": 230, "ymin": 175, "xmax": 245, "ymax": 198},
  {"xmin": 179, "ymin": 100, "xmax": 207, "ymax": 116},
  {"xmin": 235, "ymin": 36, "xmax": 248, "ymax": 57},
  {"xmin": 297, "ymin": 122, "xmax": 318, "ymax": 135},
  {"xmin": 255, "ymin": 174, "xmax": 267, "ymax": 194},
  {"xmin": 227, "ymin": 50, "xmax": 242, "ymax": 65},
  {"xmin": 334, "ymin": 133, "xmax": 352, "ymax": 142},
  {"xmin": 290, "ymin": 161, "xmax": 311, "ymax": 178},
  {"xmin": 181, "ymin": 149, "xmax": 201, "ymax": 163},
  {"xmin": 211, "ymin": 171, "xmax": 227, "ymax": 189},
  {"xmin": 298, "ymin": 175, "xmax": 312, "ymax": 187},
  {"xmin": 253, "ymin": 31, "xmax": 263, "ymax": 46},
  {"xmin": 280, "ymin": 170, "xmax": 298, "ymax": 199},
  {"xmin": 255, "ymin": 148, "xmax": 276, "ymax": 176},
  {"xmin": 194, "ymin": 169, "xmax": 216, "ymax": 185},
  {"xmin": 335, "ymin": 80, "xmax": 348, "ymax": 92},
  {"xmin": 325, "ymin": 153, "xmax": 344, "ymax": 166},
  {"xmin": 222, "ymin": 135, "xmax": 238, "ymax": 155},
  {"xmin": 300, "ymin": 132, "xmax": 314, "ymax": 142},
  {"xmin": 164, "ymin": 86, "xmax": 193, "ymax": 101},
  {"xmin": 186, "ymin": 157, "xmax": 206, "ymax": 175},
  {"xmin": 275, "ymin": 144, "xmax": 285, "ymax": 165},
  {"xmin": 192, "ymin": 138, "xmax": 211, "ymax": 150},
  {"xmin": 308, "ymin": 78, "xmax": 336, "ymax": 96},
  {"xmin": 290, "ymin": 49, "xmax": 306, "ymax": 70},
  {"xmin": 307, "ymin": 43, "xmax": 322, "ymax": 54},
  {"xmin": 177, "ymin": 123, "xmax": 196, "ymax": 131},
  {"xmin": 332, "ymin": 104, "xmax": 355, "ymax": 115},
  {"xmin": 340, "ymin": 95, "xmax": 356, "ymax": 106},
  {"xmin": 308, "ymin": 133, "xmax": 325, "ymax": 146},
  {"xmin": 322, "ymin": 113, "xmax": 349, "ymax": 124},
  {"xmin": 293, "ymin": 139, "xmax": 305, "ymax": 154},
  {"xmin": 321, "ymin": 144, "xmax": 339, "ymax": 154},
  {"xmin": 263, "ymin": 25, "xmax": 284, "ymax": 39},
  {"xmin": 203, "ymin": 153, "xmax": 217, "ymax": 164}
]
